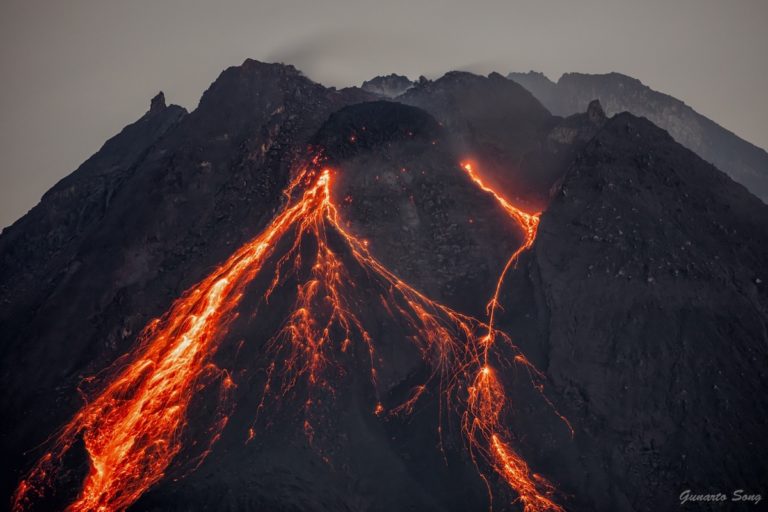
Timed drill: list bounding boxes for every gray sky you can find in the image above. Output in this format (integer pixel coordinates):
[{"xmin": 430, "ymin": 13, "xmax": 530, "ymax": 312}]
[{"xmin": 1, "ymin": 0, "xmax": 766, "ymax": 229}]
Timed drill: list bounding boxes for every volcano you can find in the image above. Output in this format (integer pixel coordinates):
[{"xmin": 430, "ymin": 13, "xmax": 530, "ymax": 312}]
[{"xmin": 1, "ymin": 60, "xmax": 766, "ymax": 512}]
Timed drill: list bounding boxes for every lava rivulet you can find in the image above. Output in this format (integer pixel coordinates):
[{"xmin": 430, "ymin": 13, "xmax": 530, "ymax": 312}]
[
  {"xmin": 459, "ymin": 162, "xmax": 567, "ymax": 512},
  {"xmin": 14, "ymin": 156, "xmax": 567, "ymax": 512},
  {"xmin": 13, "ymin": 153, "xmax": 333, "ymax": 512}
]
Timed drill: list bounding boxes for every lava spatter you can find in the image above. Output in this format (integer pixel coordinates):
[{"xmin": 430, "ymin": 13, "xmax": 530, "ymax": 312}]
[{"xmin": 14, "ymin": 156, "xmax": 567, "ymax": 512}]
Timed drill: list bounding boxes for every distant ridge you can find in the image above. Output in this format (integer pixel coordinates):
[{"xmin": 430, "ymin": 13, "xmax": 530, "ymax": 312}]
[{"xmin": 508, "ymin": 71, "xmax": 768, "ymax": 202}]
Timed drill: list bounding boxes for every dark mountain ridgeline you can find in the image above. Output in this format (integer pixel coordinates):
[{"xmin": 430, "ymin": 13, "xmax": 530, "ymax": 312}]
[
  {"xmin": 1, "ymin": 60, "xmax": 766, "ymax": 512},
  {"xmin": 360, "ymin": 74, "xmax": 414, "ymax": 98},
  {"xmin": 508, "ymin": 71, "xmax": 768, "ymax": 202},
  {"xmin": 398, "ymin": 72, "xmax": 554, "ymax": 206},
  {"xmin": 0, "ymin": 93, "xmax": 186, "ymax": 309}
]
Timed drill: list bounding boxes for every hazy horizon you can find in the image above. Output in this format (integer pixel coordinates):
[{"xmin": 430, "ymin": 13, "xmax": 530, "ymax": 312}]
[{"xmin": 2, "ymin": 0, "xmax": 767, "ymax": 229}]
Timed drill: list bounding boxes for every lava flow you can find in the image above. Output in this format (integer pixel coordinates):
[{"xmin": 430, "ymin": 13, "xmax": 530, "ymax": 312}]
[
  {"xmin": 14, "ymin": 155, "xmax": 567, "ymax": 512},
  {"xmin": 459, "ymin": 162, "xmax": 568, "ymax": 512}
]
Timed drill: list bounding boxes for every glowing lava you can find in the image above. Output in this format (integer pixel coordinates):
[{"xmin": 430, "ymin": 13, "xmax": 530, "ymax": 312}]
[
  {"xmin": 14, "ymin": 156, "xmax": 566, "ymax": 512},
  {"xmin": 460, "ymin": 163, "xmax": 539, "ymax": 340},
  {"xmin": 459, "ymin": 162, "xmax": 567, "ymax": 512}
]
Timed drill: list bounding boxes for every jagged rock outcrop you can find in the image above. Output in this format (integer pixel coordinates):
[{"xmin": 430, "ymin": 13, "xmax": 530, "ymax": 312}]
[
  {"xmin": 508, "ymin": 71, "xmax": 768, "ymax": 202},
  {"xmin": 0, "ymin": 92, "xmax": 187, "ymax": 310},
  {"xmin": 398, "ymin": 72, "xmax": 615, "ymax": 209},
  {"xmin": 360, "ymin": 74, "xmax": 414, "ymax": 98},
  {"xmin": 398, "ymin": 71, "xmax": 557, "ymax": 207}
]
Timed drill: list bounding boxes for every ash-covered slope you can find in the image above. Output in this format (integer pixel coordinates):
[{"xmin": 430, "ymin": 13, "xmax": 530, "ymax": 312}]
[
  {"xmin": 0, "ymin": 59, "xmax": 374, "ymax": 504},
  {"xmin": 505, "ymin": 112, "xmax": 768, "ymax": 511},
  {"xmin": 508, "ymin": 71, "xmax": 768, "ymax": 202},
  {"xmin": 0, "ymin": 92, "xmax": 186, "ymax": 307},
  {"xmin": 397, "ymin": 71, "xmax": 573, "ymax": 209},
  {"xmin": 399, "ymin": 71, "xmax": 552, "ymax": 162},
  {"xmin": 129, "ymin": 100, "xmax": 537, "ymax": 512}
]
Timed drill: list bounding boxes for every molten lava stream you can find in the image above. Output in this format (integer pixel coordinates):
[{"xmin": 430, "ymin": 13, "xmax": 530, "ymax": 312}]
[
  {"xmin": 14, "ymin": 157, "xmax": 567, "ymax": 512},
  {"xmin": 13, "ymin": 158, "xmax": 332, "ymax": 512},
  {"xmin": 456, "ymin": 162, "xmax": 566, "ymax": 512}
]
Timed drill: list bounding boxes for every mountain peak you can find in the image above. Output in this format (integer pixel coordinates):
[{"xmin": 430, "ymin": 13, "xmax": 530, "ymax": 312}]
[
  {"xmin": 511, "ymin": 70, "xmax": 554, "ymax": 82},
  {"xmin": 194, "ymin": 58, "xmax": 319, "ymax": 117},
  {"xmin": 240, "ymin": 58, "xmax": 301, "ymax": 75},
  {"xmin": 587, "ymin": 98, "xmax": 605, "ymax": 124},
  {"xmin": 361, "ymin": 73, "xmax": 414, "ymax": 98},
  {"xmin": 557, "ymin": 71, "xmax": 641, "ymax": 87},
  {"xmin": 509, "ymin": 70, "xmax": 768, "ymax": 201},
  {"xmin": 149, "ymin": 91, "xmax": 166, "ymax": 113}
]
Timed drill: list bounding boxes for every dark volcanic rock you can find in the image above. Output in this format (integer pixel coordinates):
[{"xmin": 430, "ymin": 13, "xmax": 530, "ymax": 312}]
[
  {"xmin": 508, "ymin": 71, "xmax": 768, "ymax": 202},
  {"xmin": 0, "ymin": 59, "xmax": 373, "ymax": 504},
  {"xmin": 130, "ymin": 100, "xmax": 526, "ymax": 512},
  {"xmin": 399, "ymin": 71, "xmax": 562, "ymax": 208},
  {"xmin": 399, "ymin": 71, "xmax": 552, "ymax": 159},
  {"xmin": 360, "ymin": 73, "xmax": 414, "ymax": 98},
  {"xmin": 0, "ymin": 93, "xmax": 186, "ymax": 308},
  {"xmin": 519, "ymin": 100, "xmax": 608, "ymax": 201},
  {"xmin": 508, "ymin": 112, "xmax": 768, "ymax": 511},
  {"xmin": 506, "ymin": 71, "xmax": 559, "ymax": 114},
  {"xmin": 315, "ymin": 100, "xmax": 523, "ymax": 315}
]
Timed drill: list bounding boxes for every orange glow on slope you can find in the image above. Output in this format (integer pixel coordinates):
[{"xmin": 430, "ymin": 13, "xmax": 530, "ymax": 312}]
[
  {"xmin": 14, "ymin": 156, "xmax": 566, "ymax": 512},
  {"xmin": 459, "ymin": 162, "xmax": 566, "ymax": 512},
  {"xmin": 461, "ymin": 162, "xmax": 539, "ymax": 342},
  {"xmin": 13, "ymin": 154, "xmax": 334, "ymax": 512}
]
